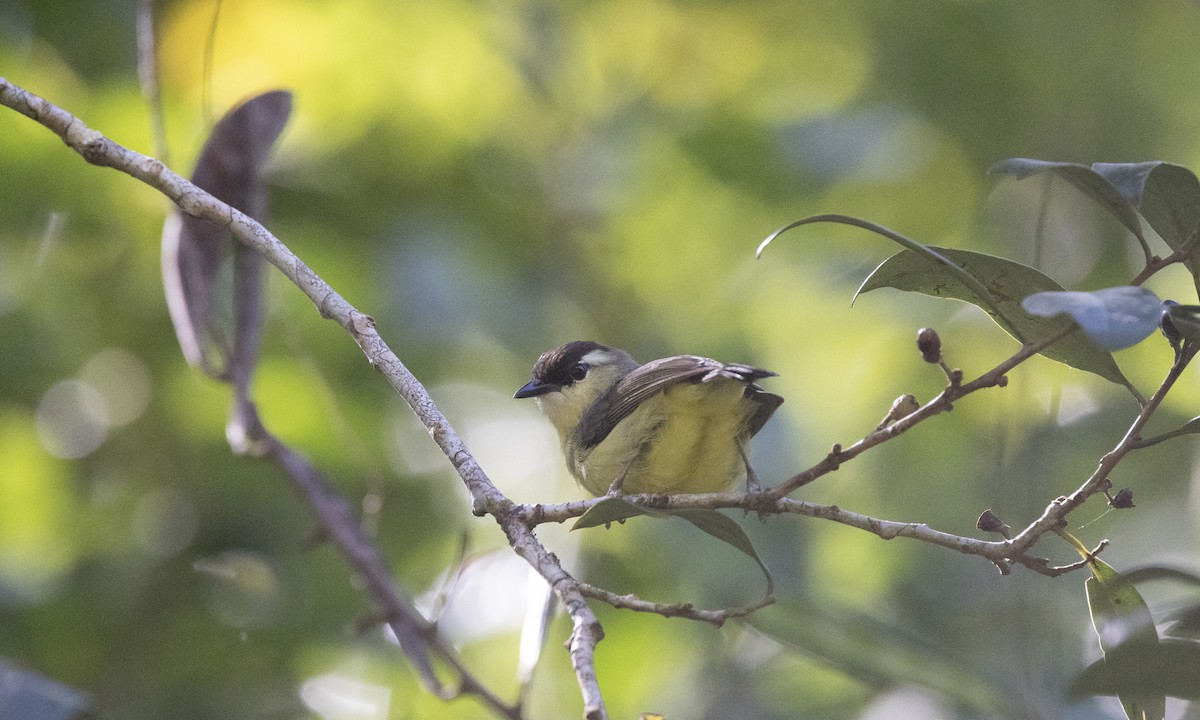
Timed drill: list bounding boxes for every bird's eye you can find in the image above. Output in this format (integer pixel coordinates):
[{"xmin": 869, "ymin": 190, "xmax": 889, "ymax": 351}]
[{"xmin": 570, "ymin": 363, "xmax": 589, "ymax": 381}]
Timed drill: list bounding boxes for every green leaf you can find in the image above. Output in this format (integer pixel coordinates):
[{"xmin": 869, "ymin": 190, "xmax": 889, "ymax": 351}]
[
  {"xmin": 1164, "ymin": 603, "xmax": 1200, "ymax": 641},
  {"xmin": 572, "ymin": 497, "xmax": 656, "ymax": 529},
  {"xmin": 990, "ymin": 158, "xmax": 1148, "ymax": 245},
  {"xmin": 1122, "ymin": 565, "xmax": 1200, "ymax": 588},
  {"xmin": 857, "ymin": 246, "xmax": 1134, "ymax": 389},
  {"xmin": 1092, "ymin": 162, "xmax": 1200, "ymax": 284},
  {"xmin": 1085, "ymin": 558, "xmax": 1165, "ymax": 720},
  {"xmin": 991, "ymin": 159, "xmax": 1200, "ymax": 292},
  {"xmin": 1119, "ymin": 563, "xmax": 1200, "ymax": 641},
  {"xmin": 573, "ymin": 502, "xmax": 773, "ymax": 593},
  {"xmin": 1087, "ymin": 559, "xmax": 1160, "ymax": 653},
  {"xmin": 758, "ymin": 214, "xmax": 1025, "ymax": 341},
  {"xmin": 672, "ymin": 509, "xmax": 774, "ymax": 595},
  {"xmin": 1070, "ymin": 639, "xmax": 1200, "ymax": 700}
]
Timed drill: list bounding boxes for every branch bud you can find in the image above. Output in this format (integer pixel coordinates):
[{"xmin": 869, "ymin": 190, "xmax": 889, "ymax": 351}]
[
  {"xmin": 876, "ymin": 394, "xmax": 920, "ymax": 430},
  {"xmin": 1109, "ymin": 488, "xmax": 1135, "ymax": 509},
  {"xmin": 917, "ymin": 327, "xmax": 942, "ymax": 363},
  {"xmin": 976, "ymin": 509, "xmax": 1012, "ymax": 538}
]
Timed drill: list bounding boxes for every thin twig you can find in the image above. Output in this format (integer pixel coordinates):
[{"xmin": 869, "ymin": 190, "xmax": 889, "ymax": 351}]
[
  {"xmin": 576, "ymin": 582, "xmax": 774, "ymax": 627},
  {"xmin": 1007, "ymin": 341, "xmax": 1196, "ymax": 555}
]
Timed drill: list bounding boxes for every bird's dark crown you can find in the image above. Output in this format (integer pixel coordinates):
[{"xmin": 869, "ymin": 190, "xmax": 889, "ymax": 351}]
[{"xmin": 531, "ymin": 340, "xmax": 611, "ymax": 386}]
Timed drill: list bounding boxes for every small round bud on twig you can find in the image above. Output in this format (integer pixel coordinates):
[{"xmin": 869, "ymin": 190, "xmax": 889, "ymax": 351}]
[
  {"xmin": 976, "ymin": 509, "xmax": 1012, "ymax": 539},
  {"xmin": 1109, "ymin": 488, "xmax": 1135, "ymax": 509},
  {"xmin": 917, "ymin": 327, "xmax": 942, "ymax": 363},
  {"xmin": 876, "ymin": 394, "xmax": 920, "ymax": 430}
]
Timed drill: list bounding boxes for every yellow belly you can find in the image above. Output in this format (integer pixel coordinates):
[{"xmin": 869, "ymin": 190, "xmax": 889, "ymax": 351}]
[{"xmin": 570, "ymin": 381, "xmax": 751, "ymax": 495}]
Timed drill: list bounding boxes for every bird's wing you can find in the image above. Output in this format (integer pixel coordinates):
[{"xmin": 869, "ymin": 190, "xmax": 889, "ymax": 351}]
[
  {"xmin": 745, "ymin": 387, "xmax": 784, "ymax": 436},
  {"xmin": 577, "ymin": 355, "xmax": 780, "ymax": 449}
]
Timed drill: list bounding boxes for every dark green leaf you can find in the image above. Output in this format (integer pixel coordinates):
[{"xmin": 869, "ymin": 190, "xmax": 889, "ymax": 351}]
[
  {"xmin": 573, "ymin": 503, "xmax": 773, "ymax": 592},
  {"xmin": 572, "ymin": 497, "xmax": 659, "ymax": 529},
  {"xmin": 1122, "ymin": 565, "xmax": 1200, "ymax": 588},
  {"xmin": 1085, "ymin": 559, "xmax": 1165, "ymax": 720},
  {"xmin": 1090, "ymin": 162, "xmax": 1160, "ymax": 206},
  {"xmin": 991, "ymin": 159, "xmax": 1200, "ymax": 292},
  {"xmin": 758, "ymin": 214, "xmax": 1024, "ymax": 340},
  {"xmin": 672, "ymin": 509, "xmax": 773, "ymax": 594},
  {"xmin": 990, "ymin": 158, "xmax": 1147, "ymax": 244},
  {"xmin": 857, "ymin": 247, "xmax": 1133, "ymax": 389},
  {"xmin": 1164, "ymin": 603, "xmax": 1200, "ymax": 641},
  {"xmin": 1087, "ymin": 559, "xmax": 1160, "ymax": 654},
  {"xmin": 1070, "ymin": 639, "xmax": 1200, "ymax": 700},
  {"xmin": 1092, "ymin": 162, "xmax": 1200, "ymax": 283}
]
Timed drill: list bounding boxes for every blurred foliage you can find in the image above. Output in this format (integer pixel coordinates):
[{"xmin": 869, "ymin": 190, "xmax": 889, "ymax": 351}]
[{"xmin": 3, "ymin": 1, "xmax": 1200, "ymax": 719}]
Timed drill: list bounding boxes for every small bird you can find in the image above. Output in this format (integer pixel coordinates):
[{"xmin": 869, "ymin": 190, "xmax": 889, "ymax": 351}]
[{"xmin": 514, "ymin": 341, "xmax": 783, "ymax": 496}]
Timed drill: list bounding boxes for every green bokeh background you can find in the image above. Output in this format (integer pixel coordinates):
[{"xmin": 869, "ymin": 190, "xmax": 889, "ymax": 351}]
[{"xmin": 3, "ymin": 1, "xmax": 1200, "ymax": 718}]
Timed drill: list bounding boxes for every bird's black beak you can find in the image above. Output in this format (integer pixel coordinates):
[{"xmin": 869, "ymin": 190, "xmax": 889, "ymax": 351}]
[{"xmin": 514, "ymin": 378, "xmax": 559, "ymax": 399}]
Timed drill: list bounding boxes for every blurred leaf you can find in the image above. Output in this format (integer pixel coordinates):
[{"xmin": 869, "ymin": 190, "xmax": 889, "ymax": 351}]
[
  {"xmin": 1164, "ymin": 604, "xmax": 1200, "ymax": 641},
  {"xmin": 161, "ymin": 90, "xmax": 293, "ymax": 380},
  {"xmin": 990, "ymin": 158, "xmax": 1149, "ymax": 246},
  {"xmin": 0, "ymin": 659, "xmax": 93, "ymax": 720},
  {"xmin": 751, "ymin": 599, "xmax": 1016, "ymax": 716},
  {"xmin": 1022, "ymin": 286, "xmax": 1163, "ymax": 351},
  {"xmin": 858, "ymin": 247, "xmax": 1134, "ymax": 389},
  {"xmin": 1070, "ymin": 639, "xmax": 1200, "ymax": 700},
  {"xmin": 1121, "ymin": 565, "xmax": 1200, "ymax": 642},
  {"xmin": 1122, "ymin": 565, "xmax": 1200, "ymax": 588},
  {"xmin": 1085, "ymin": 558, "xmax": 1164, "ymax": 720},
  {"xmin": 758, "ymin": 214, "xmax": 1026, "ymax": 341}
]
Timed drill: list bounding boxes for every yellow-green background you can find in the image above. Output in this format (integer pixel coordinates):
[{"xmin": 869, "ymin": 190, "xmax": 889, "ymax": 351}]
[{"xmin": 2, "ymin": 1, "xmax": 1199, "ymax": 718}]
